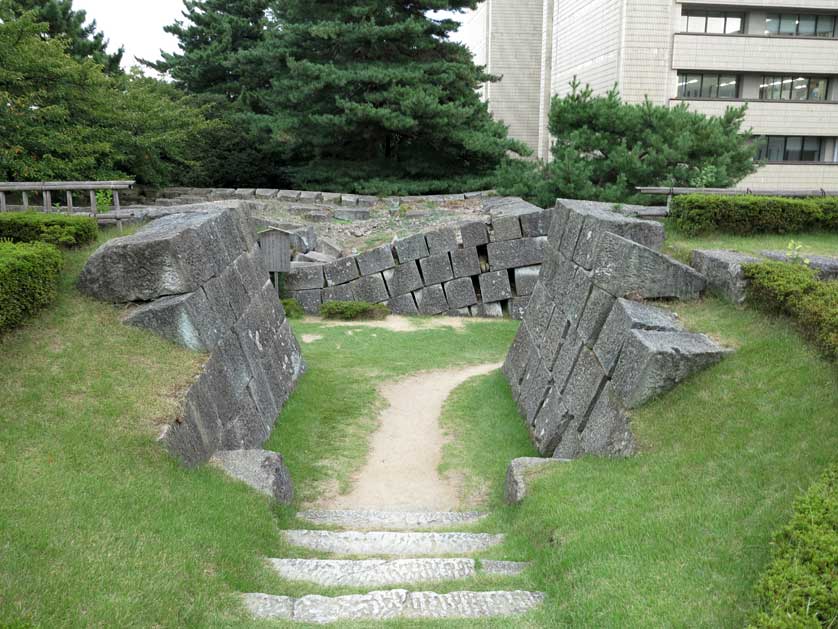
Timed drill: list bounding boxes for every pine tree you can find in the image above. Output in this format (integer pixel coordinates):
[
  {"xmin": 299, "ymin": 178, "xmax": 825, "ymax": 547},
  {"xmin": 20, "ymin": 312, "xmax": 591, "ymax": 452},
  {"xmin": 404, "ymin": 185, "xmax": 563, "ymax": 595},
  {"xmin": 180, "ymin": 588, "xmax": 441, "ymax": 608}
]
[
  {"xmin": 2, "ymin": 0, "xmax": 124, "ymax": 74},
  {"xmin": 262, "ymin": 0, "xmax": 524, "ymax": 193}
]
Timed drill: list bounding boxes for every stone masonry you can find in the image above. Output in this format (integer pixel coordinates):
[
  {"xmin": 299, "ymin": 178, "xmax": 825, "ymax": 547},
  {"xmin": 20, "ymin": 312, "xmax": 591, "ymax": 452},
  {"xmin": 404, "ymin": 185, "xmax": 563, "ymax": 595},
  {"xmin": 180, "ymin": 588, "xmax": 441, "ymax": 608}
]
[{"xmin": 503, "ymin": 200, "xmax": 731, "ymax": 459}]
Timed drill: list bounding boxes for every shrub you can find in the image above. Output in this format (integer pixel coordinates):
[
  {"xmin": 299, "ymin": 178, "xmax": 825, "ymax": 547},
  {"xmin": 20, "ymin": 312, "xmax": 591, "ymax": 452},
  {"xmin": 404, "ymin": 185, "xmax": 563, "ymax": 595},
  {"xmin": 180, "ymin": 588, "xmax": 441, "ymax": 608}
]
[
  {"xmin": 813, "ymin": 197, "xmax": 838, "ymax": 231},
  {"xmin": 743, "ymin": 261, "xmax": 838, "ymax": 361},
  {"xmin": 320, "ymin": 301, "xmax": 389, "ymax": 321},
  {"xmin": 0, "ymin": 212, "xmax": 98, "ymax": 247},
  {"xmin": 280, "ymin": 298, "xmax": 305, "ymax": 320},
  {"xmin": 748, "ymin": 464, "xmax": 838, "ymax": 628},
  {"xmin": 0, "ymin": 241, "xmax": 63, "ymax": 333}
]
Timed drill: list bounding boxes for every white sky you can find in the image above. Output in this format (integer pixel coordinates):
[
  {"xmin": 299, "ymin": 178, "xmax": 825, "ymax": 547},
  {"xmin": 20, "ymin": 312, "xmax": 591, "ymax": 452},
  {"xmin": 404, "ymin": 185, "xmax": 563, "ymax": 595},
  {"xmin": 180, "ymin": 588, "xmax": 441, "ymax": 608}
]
[{"xmin": 72, "ymin": 1, "xmax": 477, "ymax": 72}]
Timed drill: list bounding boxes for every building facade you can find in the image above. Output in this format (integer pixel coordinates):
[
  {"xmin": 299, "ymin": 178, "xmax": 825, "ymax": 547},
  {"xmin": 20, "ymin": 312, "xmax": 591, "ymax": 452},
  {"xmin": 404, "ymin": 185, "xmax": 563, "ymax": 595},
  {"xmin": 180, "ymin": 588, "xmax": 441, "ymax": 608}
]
[{"xmin": 475, "ymin": 0, "xmax": 838, "ymax": 189}]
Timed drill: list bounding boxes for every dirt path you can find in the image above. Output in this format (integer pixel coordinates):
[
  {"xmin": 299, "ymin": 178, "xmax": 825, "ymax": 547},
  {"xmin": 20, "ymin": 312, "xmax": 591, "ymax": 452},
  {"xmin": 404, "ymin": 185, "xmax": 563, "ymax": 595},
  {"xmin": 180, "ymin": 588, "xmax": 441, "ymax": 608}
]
[{"xmin": 320, "ymin": 363, "xmax": 502, "ymax": 512}]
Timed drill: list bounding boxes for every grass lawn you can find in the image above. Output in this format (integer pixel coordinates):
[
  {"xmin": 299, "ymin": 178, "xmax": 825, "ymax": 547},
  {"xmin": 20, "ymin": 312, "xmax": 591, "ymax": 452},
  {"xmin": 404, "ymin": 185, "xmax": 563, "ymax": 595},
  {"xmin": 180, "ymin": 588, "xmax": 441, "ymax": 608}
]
[{"xmin": 2, "ymin": 231, "xmax": 836, "ymax": 627}]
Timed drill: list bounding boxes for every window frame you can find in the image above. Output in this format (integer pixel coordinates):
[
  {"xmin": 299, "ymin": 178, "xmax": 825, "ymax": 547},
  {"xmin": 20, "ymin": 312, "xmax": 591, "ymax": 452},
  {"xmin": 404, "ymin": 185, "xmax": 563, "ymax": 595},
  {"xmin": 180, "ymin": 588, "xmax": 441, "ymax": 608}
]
[
  {"xmin": 681, "ymin": 8, "xmax": 745, "ymax": 34},
  {"xmin": 765, "ymin": 13, "xmax": 838, "ymax": 38},
  {"xmin": 677, "ymin": 72, "xmax": 740, "ymax": 99},
  {"xmin": 757, "ymin": 136, "xmax": 824, "ymax": 162},
  {"xmin": 759, "ymin": 75, "xmax": 832, "ymax": 101}
]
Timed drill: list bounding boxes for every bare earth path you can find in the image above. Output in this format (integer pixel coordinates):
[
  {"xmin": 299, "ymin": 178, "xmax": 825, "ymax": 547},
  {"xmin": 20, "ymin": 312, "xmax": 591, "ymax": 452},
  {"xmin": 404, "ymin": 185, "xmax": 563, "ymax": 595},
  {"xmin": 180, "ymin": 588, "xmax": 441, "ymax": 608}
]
[{"xmin": 321, "ymin": 363, "xmax": 502, "ymax": 512}]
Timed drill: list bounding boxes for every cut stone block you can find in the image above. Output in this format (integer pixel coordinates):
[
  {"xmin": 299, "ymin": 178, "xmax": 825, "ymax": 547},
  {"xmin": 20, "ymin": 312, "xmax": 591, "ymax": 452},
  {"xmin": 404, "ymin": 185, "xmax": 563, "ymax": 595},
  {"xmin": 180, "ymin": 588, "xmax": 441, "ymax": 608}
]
[
  {"xmin": 578, "ymin": 384, "xmax": 635, "ymax": 457},
  {"xmin": 341, "ymin": 193, "xmax": 359, "ymax": 206},
  {"xmin": 522, "ymin": 282, "xmax": 554, "ymax": 344},
  {"xmin": 479, "ymin": 270, "xmax": 512, "ymax": 303},
  {"xmin": 350, "ymin": 274, "xmax": 389, "ymax": 303},
  {"xmin": 558, "ymin": 208, "xmax": 585, "ymax": 260},
  {"xmin": 278, "ymin": 190, "xmax": 301, "ymax": 201},
  {"xmin": 297, "ymin": 510, "xmax": 487, "ymax": 531},
  {"xmin": 561, "ymin": 346, "xmax": 606, "ymax": 420},
  {"xmin": 233, "ymin": 188, "xmax": 255, "ymax": 199},
  {"xmin": 268, "ymin": 558, "xmax": 477, "ymax": 587},
  {"xmin": 388, "ymin": 293, "xmax": 419, "ymax": 315},
  {"xmin": 591, "ymin": 232, "xmax": 706, "ymax": 300},
  {"xmin": 563, "ymin": 267, "xmax": 593, "ymax": 329},
  {"xmin": 611, "ymin": 330, "xmax": 731, "ymax": 409},
  {"xmin": 254, "ymin": 188, "xmax": 278, "ymax": 199},
  {"xmin": 470, "ymin": 302, "xmax": 504, "ymax": 318},
  {"xmin": 321, "ymin": 192, "xmax": 342, "ymax": 204},
  {"xmin": 383, "ymin": 262, "xmax": 424, "ymax": 297},
  {"xmin": 513, "ymin": 266, "xmax": 541, "ymax": 297},
  {"xmin": 394, "ymin": 234, "xmax": 429, "ymax": 263},
  {"xmin": 296, "ymin": 251, "xmax": 337, "ymax": 264},
  {"xmin": 357, "ymin": 195, "xmax": 378, "ymax": 207},
  {"xmin": 124, "ymin": 290, "xmax": 226, "ymax": 352},
  {"xmin": 490, "ymin": 215, "xmax": 522, "ymax": 241},
  {"xmin": 511, "ymin": 297, "xmax": 530, "ymax": 321},
  {"xmin": 691, "ymin": 249, "xmax": 761, "ymax": 304},
  {"xmin": 316, "ymin": 238, "xmax": 343, "ymax": 258},
  {"xmin": 282, "ymin": 530, "xmax": 504, "ymax": 556},
  {"xmin": 334, "ymin": 207, "xmax": 371, "ymax": 221},
  {"xmin": 443, "ymin": 278, "xmax": 478, "ymax": 310},
  {"xmin": 425, "ymin": 227, "xmax": 460, "ymax": 255},
  {"xmin": 460, "ymin": 221, "xmax": 489, "ymax": 247},
  {"xmin": 324, "ymin": 256, "xmax": 360, "ymax": 286},
  {"xmin": 450, "ymin": 247, "xmax": 481, "ymax": 278},
  {"xmin": 322, "ymin": 283, "xmax": 354, "ymax": 303},
  {"xmin": 576, "ymin": 285, "xmax": 615, "ymax": 347},
  {"xmin": 487, "ymin": 238, "xmax": 547, "ymax": 271},
  {"xmin": 284, "ymin": 262, "xmax": 325, "ymax": 291},
  {"xmin": 520, "ymin": 210, "xmax": 553, "ymax": 237},
  {"xmin": 414, "ymin": 285, "xmax": 449, "ymax": 315},
  {"xmin": 357, "ymin": 245, "xmax": 396, "ymax": 276},
  {"xmin": 298, "ymin": 190, "xmax": 322, "ymax": 203},
  {"xmin": 505, "ymin": 457, "xmax": 569, "ymax": 504},
  {"xmin": 419, "ymin": 253, "xmax": 454, "ymax": 286},
  {"xmin": 503, "ymin": 324, "xmax": 534, "ymax": 393},
  {"xmin": 517, "ymin": 358, "xmax": 552, "ymax": 426},
  {"xmin": 761, "ymin": 250, "xmax": 838, "ymax": 280},
  {"xmin": 209, "ymin": 449, "xmax": 293, "ymax": 504},
  {"xmin": 531, "ymin": 388, "xmax": 573, "ymax": 456},
  {"xmin": 287, "ymin": 289, "xmax": 322, "ymax": 315}
]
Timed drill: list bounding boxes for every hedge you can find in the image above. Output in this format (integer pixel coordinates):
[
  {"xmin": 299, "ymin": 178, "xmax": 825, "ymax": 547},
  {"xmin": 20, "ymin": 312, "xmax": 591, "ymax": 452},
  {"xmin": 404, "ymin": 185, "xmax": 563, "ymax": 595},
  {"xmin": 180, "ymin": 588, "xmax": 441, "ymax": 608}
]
[
  {"xmin": 280, "ymin": 298, "xmax": 305, "ymax": 320},
  {"xmin": 669, "ymin": 194, "xmax": 838, "ymax": 236},
  {"xmin": 743, "ymin": 261, "xmax": 838, "ymax": 361},
  {"xmin": 0, "ymin": 212, "xmax": 98, "ymax": 247},
  {"xmin": 748, "ymin": 464, "xmax": 837, "ymax": 628},
  {"xmin": 0, "ymin": 241, "xmax": 63, "ymax": 333},
  {"xmin": 320, "ymin": 300, "xmax": 390, "ymax": 321}
]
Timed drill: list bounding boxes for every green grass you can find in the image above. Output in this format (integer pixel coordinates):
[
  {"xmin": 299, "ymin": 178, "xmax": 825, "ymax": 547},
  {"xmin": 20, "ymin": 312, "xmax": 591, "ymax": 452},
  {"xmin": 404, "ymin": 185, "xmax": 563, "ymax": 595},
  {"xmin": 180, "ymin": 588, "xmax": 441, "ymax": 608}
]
[{"xmin": 664, "ymin": 225, "xmax": 838, "ymax": 262}]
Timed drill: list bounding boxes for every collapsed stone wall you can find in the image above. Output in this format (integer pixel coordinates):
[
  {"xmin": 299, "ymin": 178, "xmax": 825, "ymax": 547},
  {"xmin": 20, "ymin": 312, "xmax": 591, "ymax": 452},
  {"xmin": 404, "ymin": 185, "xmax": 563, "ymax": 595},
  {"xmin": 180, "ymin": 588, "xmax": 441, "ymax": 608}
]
[
  {"xmin": 503, "ymin": 200, "xmax": 731, "ymax": 459},
  {"xmin": 78, "ymin": 206, "xmax": 305, "ymax": 466},
  {"xmin": 282, "ymin": 197, "xmax": 553, "ymax": 319}
]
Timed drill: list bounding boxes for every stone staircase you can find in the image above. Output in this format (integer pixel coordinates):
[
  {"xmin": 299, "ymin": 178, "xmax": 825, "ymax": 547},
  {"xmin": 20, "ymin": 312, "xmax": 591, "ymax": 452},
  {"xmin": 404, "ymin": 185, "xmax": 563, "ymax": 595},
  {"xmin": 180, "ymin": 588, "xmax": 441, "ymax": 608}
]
[{"xmin": 242, "ymin": 510, "xmax": 544, "ymax": 624}]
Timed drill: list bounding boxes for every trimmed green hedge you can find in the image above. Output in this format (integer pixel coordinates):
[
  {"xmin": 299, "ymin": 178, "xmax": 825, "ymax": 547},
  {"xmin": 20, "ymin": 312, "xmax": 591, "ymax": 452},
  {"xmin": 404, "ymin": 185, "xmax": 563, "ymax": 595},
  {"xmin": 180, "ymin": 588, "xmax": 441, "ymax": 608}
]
[
  {"xmin": 280, "ymin": 298, "xmax": 305, "ymax": 320},
  {"xmin": 320, "ymin": 300, "xmax": 389, "ymax": 321},
  {"xmin": 670, "ymin": 194, "xmax": 838, "ymax": 236},
  {"xmin": 743, "ymin": 261, "xmax": 838, "ymax": 361},
  {"xmin": 0, "ymin": 212, "xmax": 98, "ymax": 247},
  {"xmin": 0, "ymin": 241, "xmax": 63, "ymax": 333},
  {"xmin": 748, "ymin": 464, "xmax": 837, "ymax": 628}
]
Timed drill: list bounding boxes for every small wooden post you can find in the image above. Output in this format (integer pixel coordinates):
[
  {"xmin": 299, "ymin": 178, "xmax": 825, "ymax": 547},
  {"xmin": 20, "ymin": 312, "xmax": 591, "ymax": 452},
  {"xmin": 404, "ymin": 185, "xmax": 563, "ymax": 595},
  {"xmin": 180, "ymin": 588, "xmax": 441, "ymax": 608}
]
[
  {"xmin": 0, "ymin": 191, "xmax": 5, "ymax": 212},
  {"xmin": 43, "ymin": 190, "xmax": 52, "ymax": 211},
  {"xmin": 22, "ymin": 191, "xmax": 29, "ymax": 210},
  {"xmin": 113, "ymin": 190, "xmax": 121, "ymax": 212},
  {"xmin": 66, "ymin": 191, "xmax": 74, "ymax": 212},
  {"xmin": 89, "ymin": 190, "xmax": 97, "ymax": 213}
]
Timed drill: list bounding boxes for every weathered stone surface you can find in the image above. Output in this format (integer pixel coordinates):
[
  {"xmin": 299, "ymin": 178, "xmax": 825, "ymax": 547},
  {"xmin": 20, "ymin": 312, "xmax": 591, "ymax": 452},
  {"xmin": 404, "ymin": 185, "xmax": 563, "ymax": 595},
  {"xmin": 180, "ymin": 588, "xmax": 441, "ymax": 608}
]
[
  {"xmin": 502, "ymin": 324, "xmax": 534, "ymax": 390},
  {"xmin": 287, "ymin": 289, "xmax": 322, "ymax": 314},
  {"xmin": 470, "ymin": 302, "xmax": 503, "ymax": 318},
  {"xmin": 522, "ymin": 282, "xmax": 554, "ymax": 343},
  {"xmin": 383, "ymin": 262, "xmax": 424, "ymax": 297},
  {"xmin": 425, "ymin": 227, "xmax": 460, "ymax": 255},
  {"xmin": 612, "ymin": 330, "xmax": 731, "ymax": 408},
  {"xmin": 297, "ymin": 510, "xmax": 487, "ymax": 530},
  {"xmin": 321, "ymin": 192, "xmax": 342, "ymax": 205},
  {"xmin": 296, "ymin": 251, "xmax": 337, "ymax": 264},
  {"xmin": 505, "ymin": 457, "xmax": 569, "ymax": 504},
  {"xmin": 278, "ymin": 190, "xmax": 301, "ymax": 202},
  {"xmin": 490, "ymin": 215, "xmax": 522, "ymax": 242},
  {"xmin": 578, "ymin": 384, "xmax": 635, "ymax": 457},
  {"xmin": 209, "ymin": 449, "xmax": 293, "ymax": 503},
  {"xmin": 460, "ymin": 221, "xmax": 489, "ymax": 247},
  {"xmin": 268, "ymin": 558, "xmax": 476, "ymax": 587},
  {"xmin": 561, "ymin": 347, "xmax": 606, "ymax": 420},
  {"xmin": 350, "ymin": 274, "xmax": 389, "ymax": 303},
  {"xmin": 341, "ymin": 193, "xmax": 359, "ymax": 206},
  {"xmin": 450, "ymin": 247, "xmax": 481, "ymax": 278},
  {"xmin": 322, "ymin": 283, "xmax": 354, "ymax": 303},
  {"xmin": 285, "ymin": 262, "xmax": 325, "ymax": 291},
  {"xmin": 401, "ymin": 590, "xmax": 544, "ymax": 620},
  {"xmin": 233, "ymin": 188, "xmax": 256, "ymax": 199},
  {"xmin": 394, "ymin": 234, "xmax": 429, "ymax": 263},
  {"xmin": 334, "ymin": 207, "xmax": 371, "ymax": 221},
  {"xmin": 691, "ymin": 250, "xmax": 760, "ymax": 304},
  {"xmin": 419, "ymin": 254, "xmax": 454, "ymax": 286},
  {"xmin": 591, "ymin": 232, "xmax": 706, "ymax": 300},
  {"xmin": 479, "ymin": 270, "xmax": 512, "ymax": 303},
  {"xmin": 482, "ymin": 561, "xmax": 530, "ymax": 576},
  {"xmin": 518, "ymin": 358, "xmax": 552, "ymax": 426},
  {"xmin": 761, "ymin": 250, "xmax": 838, "ymax": 280},
  {"xmin": 124, "ymin": 290, "xmax": 223, "ymax": 352},
  {"xmin": 520, "ymin": 210, "xmax": 553, "ymax": 237},
  {"xmin": 324, "ymin": 256, "xmax": 360, "ymax": 286},
  {"xmin": 298, "ymin": 190, "xmax": 323, "ymax": 203},
  {"xmin": 254, "ymin": 188, "xmax": 279, "ymax": 199},
  {"xmin": 487, "ymin": 238, "xmax": 547, "ymax": 271},
  {"xmin": 283, "ymin": 530, "xmax": 504, "ymax": 556},
  {"xmin": 357, "ymin": 245, "xmax": 396, "ymax": 276},
  {"xmin": 557, "ymin": 208, "xmax": 585, "ymax": 260},
  {"xmin": 414, "ymin": 285, "xmax": 449, "ymax": 315},
  {"xmin": 531, "ymin": 388, "xmax": 573, "ymax": 455},
  {"xmin": 513, "ymin": 265, "xmax": 541, "ymax": 297},
  {"xmin": 388, "ymin": 293, "xmax": 419, "ymax": 315},
  {"xmin": 316, "ymin": 238, "xmax": 342, "ymax": 258},
  {"xmin": 510, "ymin": 297, "xmax": 530, "ymax": 321},
  {"xmin": 357, "ymin": 195, "xmax": 379, "ymax": 207},
  {"xmin": 443, "ymin": 278, "xmax": 478, "ymax": 310},
  {"xmin": 576, "ymin": 285, "xmax": 615, "ymax": 346}
]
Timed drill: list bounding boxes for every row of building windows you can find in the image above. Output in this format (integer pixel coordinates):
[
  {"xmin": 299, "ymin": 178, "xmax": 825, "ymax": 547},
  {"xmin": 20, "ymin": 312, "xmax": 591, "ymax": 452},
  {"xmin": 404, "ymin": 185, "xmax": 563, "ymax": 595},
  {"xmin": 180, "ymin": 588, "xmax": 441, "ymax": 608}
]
[
  {"xmin": 756, "ymin": 136, "xmax": 826, "ymax": 162},
  {"xmin": 677, "ymin": 73, "xmax": 739, "ymax": 99},
  {"xmin": 677, "ymin": 73, "xmax": 833, "ymax": 102},
  {"xmin": 679, "ymin": 10, "xmax": 837, "ymax": 38}
]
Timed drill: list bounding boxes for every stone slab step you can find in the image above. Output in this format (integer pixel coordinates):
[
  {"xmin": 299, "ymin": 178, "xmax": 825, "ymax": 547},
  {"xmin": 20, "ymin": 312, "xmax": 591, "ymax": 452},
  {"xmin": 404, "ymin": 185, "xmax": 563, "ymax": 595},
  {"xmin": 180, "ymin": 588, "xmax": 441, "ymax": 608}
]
[
  {"xmin": 283, "ymin": 530, "xmax": 504, "ymax": 556},
  {"xmin": 267, "ymin": 558, "xmax": 529, "ymax": 587},
  {"xmin": 297, "ymin": 510, "xmax": 487, "ymax": 530},
  {"xmin": 244, "ymin": 589, "xmax": 544, "ymax": 623}
]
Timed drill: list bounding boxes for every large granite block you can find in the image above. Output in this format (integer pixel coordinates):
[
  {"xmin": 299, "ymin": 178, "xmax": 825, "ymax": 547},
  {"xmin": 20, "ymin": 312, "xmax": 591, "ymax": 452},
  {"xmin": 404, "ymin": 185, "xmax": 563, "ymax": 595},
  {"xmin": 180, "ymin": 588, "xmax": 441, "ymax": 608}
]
[
  {"xmin": 487, "ymin": 238, "xmax": 547, "ymax": 271},
  {"xmin": 443, "ymin": 277, "xmax": 478, "ymax": 310},
  {"xmin": 393, "ymin": 234, "xmax": 429, "ymax": 263},
  {"xmin": 561, "ymin": 347, "xmax": 606, "ymax": 420},
  {"xmin": 285, "ymin": 262, "xmax": 325, "ymax": 291},
  {"xmin": 460, "ymin": 221, "xmax": 489, "ymax": 247},
  {"xmin": 450, "ymin": 247, "xmax": 481, "ymax": 278},
  {"xmin": 531, "ymin": 388, "xmax": 573, "ymax": 456},
  {"xmin": 513, "ymin": 266, "xmax": 541, "ymax": 297},
  {"xmin": 518, "ymin": 358, "xmax": 552, "ymax": 426},
  {"xmin": 511, "ymin": 297, "xmax": 530, "ymax": 321},
  {"xmin": 324, "ymin": 257, "xmax": 360, "ymax": 286},
  {"xmin": 383, "ymin": 262, "xmax": 424, "ymax": 297},
  {"xmin": 124, "ymin": 290, "xmax": 224, "ymax": 352},
  {"xmin": 210, "ymin": 449, "xmax": 294, "ymax": 504},
  {"xmin": 387, "ymin": 293, "xmax": 419, "ymax": 315},
  {"xmin": 356, "ymin": 245, "xmax": 395, "ymax": 276},
  {"xmin": 322, "ymin": 283, "xmax": 354, "ymax": 303},
  {"xmin": 286, "ymin": 289, "xmax": 322, "ymax": 315},
  {"xmin": 490, "ymin": 215, "xmax": 522, "ymax": 242},
  {"xmin": 419, "ymin": 253, "xmax": 454, "ymax": 286},
  {"xmin": 414, "ymin": 285, "xmax": 449, "ymax": 315},
  {"xmin": 425, "ymin": 227, "xmax": 459, "ymax": 255},
  {"xmin": 578, "ymin": 385, "xmax": 635, "ymax": 457},
  {"xmin": 576, "ymin": 285, "xmax": 615, "ymax": 347},
  {"xmin": 691, "ymin": 249, "xmax": 760, "ymax": 304},
  {"xmin": 479, "ymin": 270, "xmax": 512, "ymax": 303},
  {"xmin": 522, "ymin": 282, "xmax": 555, "ymax": 345},
  {"xmin": 350, "ymin": 274, "xmax": 389, "ymax": 303},
  {"xmin": 470, "ymin": 302, "xmax": 503, "ymax": 318},
  {"xmin": 558, "ymin": 209, "xmax": 585, "ymax": 260},
  {"xmin": 503, "ymin": 324, "xmax": 534, "ymax": 392},
  {"xmin": 520, "ymin": 211, "xmax": 552, "ymax": 237}
]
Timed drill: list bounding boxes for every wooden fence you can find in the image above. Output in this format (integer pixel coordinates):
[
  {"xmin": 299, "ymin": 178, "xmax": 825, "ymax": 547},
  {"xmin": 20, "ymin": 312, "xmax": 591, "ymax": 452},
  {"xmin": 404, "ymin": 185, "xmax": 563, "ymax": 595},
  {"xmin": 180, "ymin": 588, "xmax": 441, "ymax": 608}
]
[
  {"xmin": 0, "ymin": 181, "xmax": 135, "ymax": 213},
  {"xmin": 638, "ymin": 186, "xmax": 838, "ymax": 199}
]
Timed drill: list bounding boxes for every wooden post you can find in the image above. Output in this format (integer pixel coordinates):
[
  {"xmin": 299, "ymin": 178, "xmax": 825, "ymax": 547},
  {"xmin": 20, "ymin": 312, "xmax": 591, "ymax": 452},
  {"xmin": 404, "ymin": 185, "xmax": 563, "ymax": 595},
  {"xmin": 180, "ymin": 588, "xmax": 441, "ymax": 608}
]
[
  {"xmin": 43, "ymin": 191, "xmax": 52, "ymax": 211},
  {"xmin": 89, "ymin": 190, "xmax": 97, "ymax": 213},
  {"xmin": 113, "ymin": 190, "xmax": 120, "ymax": 212},
  {"xmin": 22, "ymin": 191, "xmax": 29, "ymax": 210},
  {"xmin": 66, "ymin": 191, "xmax": 74, "ymax": 212},
  {"xmin": 117, "ymin": 219, "xmax": 124, "ymax": 233},
  {"xmin": 0, "ymin": 191, "xmax": 5, "ymax": 212}
]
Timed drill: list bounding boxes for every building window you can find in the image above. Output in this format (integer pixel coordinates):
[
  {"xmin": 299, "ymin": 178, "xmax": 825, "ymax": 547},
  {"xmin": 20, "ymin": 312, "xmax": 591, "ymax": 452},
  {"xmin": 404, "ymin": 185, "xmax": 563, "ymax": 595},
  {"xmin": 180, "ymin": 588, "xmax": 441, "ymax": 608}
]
[
  {"xmin": 759, "ymin": 76, "xmax": 831, "ymax": 101},
  {"xmin": 681, "ymin": 9, "xmax": 745, "ymax": 34},
  {"xmin": 677, "ymin": 73, "xmax": 740, "ymax": 99},
  {"xmin": 756, "ymin": 136, "xmax": 824, "ymax": 161},
  {"xmin": 765, "ymin": 13, "xmax": 837, "ymax": 37}
]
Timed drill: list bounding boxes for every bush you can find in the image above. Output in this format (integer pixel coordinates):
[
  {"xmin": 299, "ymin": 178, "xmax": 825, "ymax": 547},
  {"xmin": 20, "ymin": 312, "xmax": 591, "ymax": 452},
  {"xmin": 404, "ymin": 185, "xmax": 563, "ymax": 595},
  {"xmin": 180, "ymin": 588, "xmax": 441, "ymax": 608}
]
[
  {"xmin": 670, "ymin": 194, "xmax": 834, "ymax": 236},
  {"xmin": 743, "ymin": 261, "xmax": 838, "ymax": 361},
  {"xmin": 320, "ymin": 301, "xmax": 390, "ymax": 321},
  {"xmin": 0, "ymin": 212, "xmax": 98, "ymax": 247},
  {"xmin": 748, "ymin": 464, "xmax": 837, "ymax": 628},
  {"xmin": 280, "ymin": 298, "xmax": 305, "ymax": 320},
  {"xmin": 0, "ymin": 241, "xmax": 63, "ymax": 333}
]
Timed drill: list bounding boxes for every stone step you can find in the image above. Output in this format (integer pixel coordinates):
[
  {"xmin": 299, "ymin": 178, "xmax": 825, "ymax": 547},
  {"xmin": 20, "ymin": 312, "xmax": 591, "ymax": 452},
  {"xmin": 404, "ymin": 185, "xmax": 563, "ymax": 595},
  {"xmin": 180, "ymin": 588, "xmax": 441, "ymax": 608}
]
[
  {"xmin": 244, "ymin": 589, "xmax": 545, "ymax": 623},
  {"xmin": 283, "ymin": 530, "xmax": 504, "ymax": 556},
  {"xmin": 267, "ymin": 558, "xmax": 529, "ymax": 587},
  {"xmin": 297, "ymin": 509, "xmax": 488, "ymax": 531}
]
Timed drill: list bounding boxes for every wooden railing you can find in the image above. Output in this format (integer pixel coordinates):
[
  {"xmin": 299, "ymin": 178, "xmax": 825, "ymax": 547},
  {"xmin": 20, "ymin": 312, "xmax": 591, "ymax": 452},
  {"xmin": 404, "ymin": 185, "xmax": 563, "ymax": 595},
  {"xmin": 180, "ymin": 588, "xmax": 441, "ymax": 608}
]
[
  {"xmin": 637, "ymin": 186, "xmax": 838, "ymax": 198},
  {"xmin": 0, "ymin": 180, "xmax": 135, "ymax": 213}
]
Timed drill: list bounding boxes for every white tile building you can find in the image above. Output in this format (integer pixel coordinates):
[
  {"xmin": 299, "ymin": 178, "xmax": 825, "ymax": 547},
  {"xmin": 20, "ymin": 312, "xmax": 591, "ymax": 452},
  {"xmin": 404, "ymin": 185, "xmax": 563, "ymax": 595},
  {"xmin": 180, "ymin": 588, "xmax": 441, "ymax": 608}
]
[{"xmin": 472, "ymin": 0, "xmax": 838, "ymax": 190}]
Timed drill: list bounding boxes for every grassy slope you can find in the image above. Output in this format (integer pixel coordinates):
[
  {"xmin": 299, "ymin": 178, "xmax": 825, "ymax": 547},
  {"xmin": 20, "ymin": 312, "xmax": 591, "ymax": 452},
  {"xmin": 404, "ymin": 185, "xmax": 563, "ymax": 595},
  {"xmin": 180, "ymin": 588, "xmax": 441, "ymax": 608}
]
[{"xmin": 663, "ymin": 226, "xmax": 838, "ymax": 261}]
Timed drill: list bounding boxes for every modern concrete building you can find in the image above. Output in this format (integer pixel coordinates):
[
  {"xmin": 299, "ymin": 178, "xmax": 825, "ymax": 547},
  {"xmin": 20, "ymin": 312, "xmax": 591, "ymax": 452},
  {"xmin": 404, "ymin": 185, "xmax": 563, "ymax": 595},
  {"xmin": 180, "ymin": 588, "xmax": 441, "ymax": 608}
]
[{"xmin": 472, "ymin": 0, "xmax": 838, "ymax": 189}]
